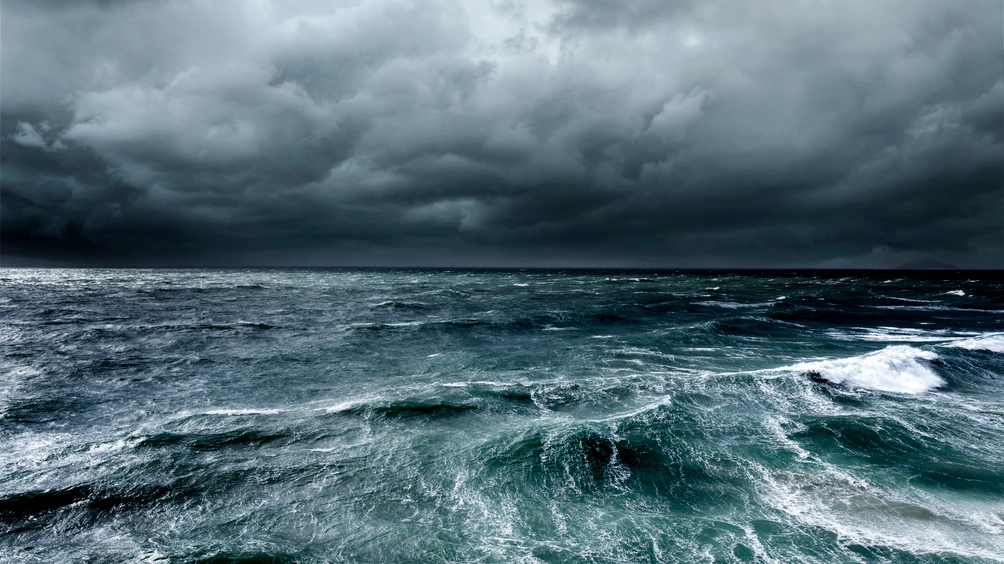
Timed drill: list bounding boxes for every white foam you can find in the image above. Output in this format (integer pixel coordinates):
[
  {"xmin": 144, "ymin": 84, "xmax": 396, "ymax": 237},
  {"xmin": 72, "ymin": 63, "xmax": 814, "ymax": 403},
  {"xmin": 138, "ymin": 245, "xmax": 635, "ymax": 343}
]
[
  {"xmin": 948, "ymin": 333, "xmax": 1004, "ymax": 353},
  {"xmin": 695, "ymin": 300, "xmax": 774, "ymax": 309},
  {"xmin": 589, "ymin": 396, "xmax": 672, "ymax": 423},
  {"xmin": 133, "ymin": 550, "xmax": 171, "ymax": 564},
  {"xmin": 385, "ymin": 321, "xmax": 424, "ymax": 327},
  {"xmin": 827, "ymin": 327, "xmax": 971, "ymax": 343},
  {"xmin": 87, "ymin": 439, "xmax": 129, "ymax": 454},
  {"xmin": 764, "ymin": 416, "xmax": 811, "ymax": 460},
  {"xmin": 203, "ymin": 408, "xmax": 281, "ymax": 416},
  {"xmin": 884, "ymin": 295, "xmax": 932, "ymax": 303},
  {"xmin": 321, "ymin": 399, "xmax": 369, "ymax": 413},
  {"xmin": 788, "ymin": 346, "xmax": 943, "ymax": 394},
  {"xmin": 873, "ymin": 305, "xmax": 958, "ymax": 312},
  {"xmin": 968, "ymin": 511, "xmax": 1004, "ymax": 535},
  {"xmin": 944, "ymin": 290, "xmax": 966, "ymax": 296},
  {"xmin": 756, "ymin": 465, "xmax": 1004, "ymax": 561}
]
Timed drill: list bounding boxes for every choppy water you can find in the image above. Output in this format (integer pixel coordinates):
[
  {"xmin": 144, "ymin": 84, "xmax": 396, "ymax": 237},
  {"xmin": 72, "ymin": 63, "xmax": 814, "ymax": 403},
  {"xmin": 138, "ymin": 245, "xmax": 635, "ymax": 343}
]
[{"xmin": 2, "ymin": 268, "xmax": 1003, "ymax": 563}]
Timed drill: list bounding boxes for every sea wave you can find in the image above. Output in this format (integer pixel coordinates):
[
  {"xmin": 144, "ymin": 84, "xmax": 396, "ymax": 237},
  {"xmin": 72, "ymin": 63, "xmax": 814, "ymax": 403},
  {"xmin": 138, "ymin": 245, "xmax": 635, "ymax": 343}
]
[
  {"xmin": 825, "ymin": 327, "xmax": 970, "ymax": 343},
  {"xmin": 947, "ymin": 333, "xmax": 1004, "ymax": 353},
  {"xmin": 787, "ymin": 346, "xmax": 943, "ymax": 394},
  {"xmin": 4, "ymin": 269, "xmax": 1002, "ymax": 562},
  {"xmin": 202, "ymin": 408, "xmax": 283, "ymax": 416}
]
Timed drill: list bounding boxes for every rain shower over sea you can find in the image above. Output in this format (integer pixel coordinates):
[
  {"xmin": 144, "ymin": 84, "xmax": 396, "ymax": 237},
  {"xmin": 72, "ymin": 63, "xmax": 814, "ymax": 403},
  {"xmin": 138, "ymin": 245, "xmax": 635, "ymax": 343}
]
[{"xmin": 2, "ymin": 268, "xmax": 1003, "ymax": 563}]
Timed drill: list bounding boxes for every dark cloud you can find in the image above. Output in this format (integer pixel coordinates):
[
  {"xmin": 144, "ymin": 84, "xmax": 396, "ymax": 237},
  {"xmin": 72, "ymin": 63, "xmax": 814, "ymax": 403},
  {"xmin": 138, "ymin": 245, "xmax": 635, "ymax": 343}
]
[{"xmin": 2, "ymin": 0, "xmax": 1001, "ymax": 267}]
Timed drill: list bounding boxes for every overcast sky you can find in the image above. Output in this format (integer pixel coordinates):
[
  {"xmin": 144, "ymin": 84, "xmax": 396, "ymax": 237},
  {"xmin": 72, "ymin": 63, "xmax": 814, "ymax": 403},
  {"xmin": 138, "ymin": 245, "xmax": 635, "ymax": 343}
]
[{"xmin": 2, "ymin": 0, "xmax": 1001, "ymax": 267}]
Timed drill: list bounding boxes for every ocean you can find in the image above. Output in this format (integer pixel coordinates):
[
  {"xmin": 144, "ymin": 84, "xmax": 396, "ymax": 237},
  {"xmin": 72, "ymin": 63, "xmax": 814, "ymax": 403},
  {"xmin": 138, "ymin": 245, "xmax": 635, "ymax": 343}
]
[{"xmin": 1, "ymin": 268, "xmax": 1002, "ymax": 563}]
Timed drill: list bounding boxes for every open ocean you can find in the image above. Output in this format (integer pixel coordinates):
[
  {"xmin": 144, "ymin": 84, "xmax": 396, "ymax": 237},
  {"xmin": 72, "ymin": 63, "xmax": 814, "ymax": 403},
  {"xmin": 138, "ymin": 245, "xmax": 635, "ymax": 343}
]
[{"xmin": 1, "ymin": 268, "xmax": 1002, "ymax": 563}]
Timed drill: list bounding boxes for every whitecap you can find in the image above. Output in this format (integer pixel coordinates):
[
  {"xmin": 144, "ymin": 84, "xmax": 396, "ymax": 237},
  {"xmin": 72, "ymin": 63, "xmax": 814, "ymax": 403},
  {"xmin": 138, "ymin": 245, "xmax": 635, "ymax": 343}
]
[
  {"xmin": 321, "ymin": 399, "xmax": 368, "ymax": 413},
  {"xmin": 87, "ymin": 439, "xmax": 129, "ymax": 453},
  {"xmin": 947, "ymin": 333, "xmax": 1004, "ymax": 353},
  {"xmin": 874, "ymin": 305, "xmax": 958, "ymax": 311},
  {"xmin": 695, "ymin": 300, "xmax": 772, "ymax": 309},
  {"xmin": 385, "ymin": 321, "xmax": 425, "ymax": 327},
  {"xmin": 756, "ymin": 464, "xmax": 1004, "ymax": 560},
  {"xmin": 588, "ymin": 396, "xmax": 672, "ymax": 423},
  {"xmin": 788, "ymin": 346, "xmax": 943, "ymax": 394},
  {"xmin": 944, "ymin": 290, "xmax": 966, "ymax": 296},
  {"xmin": 203, "ymin": 408, "xmax": 282, "ymax": 416},
  {"xmin": 826, "ymin": 327, "xmax": 972, "ymax": 343},
  {"xmin": 885, "ymin": 296, "xmax": 930, "ymax": 303}
]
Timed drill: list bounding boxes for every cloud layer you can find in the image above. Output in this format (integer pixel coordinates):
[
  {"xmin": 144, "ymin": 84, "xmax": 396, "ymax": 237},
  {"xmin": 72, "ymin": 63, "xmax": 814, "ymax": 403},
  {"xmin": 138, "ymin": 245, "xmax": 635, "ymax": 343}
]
[{"xmin": 2, "ymin": 0, "xmax": 1001, "ymax": 266}]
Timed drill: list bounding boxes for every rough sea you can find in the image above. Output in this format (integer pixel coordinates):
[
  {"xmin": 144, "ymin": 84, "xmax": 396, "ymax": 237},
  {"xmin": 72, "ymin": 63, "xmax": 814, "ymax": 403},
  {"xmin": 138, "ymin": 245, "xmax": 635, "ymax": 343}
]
[{"xmin": 1, "ymin": 268, "xmax": 1002, "ymax": 563}]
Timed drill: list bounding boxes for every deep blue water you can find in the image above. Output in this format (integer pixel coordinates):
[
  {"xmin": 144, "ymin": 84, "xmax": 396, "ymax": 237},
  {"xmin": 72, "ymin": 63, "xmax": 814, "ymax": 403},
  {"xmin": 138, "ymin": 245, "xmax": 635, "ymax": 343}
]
[{"xmin": 1, "ymin": 269, "xmax": 1003, "ymax": 563}]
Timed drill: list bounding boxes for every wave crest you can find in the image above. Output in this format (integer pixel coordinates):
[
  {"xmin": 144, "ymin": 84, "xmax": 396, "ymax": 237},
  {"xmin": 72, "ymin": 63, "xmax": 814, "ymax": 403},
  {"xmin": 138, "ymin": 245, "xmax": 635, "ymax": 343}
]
[
  {"xmin": 948, "ymin": 333, "xmax": 1004, "ymax": 353},
  {"xmin": 789, "ymin": 346, "xmax": 943, "ymax": 394}
]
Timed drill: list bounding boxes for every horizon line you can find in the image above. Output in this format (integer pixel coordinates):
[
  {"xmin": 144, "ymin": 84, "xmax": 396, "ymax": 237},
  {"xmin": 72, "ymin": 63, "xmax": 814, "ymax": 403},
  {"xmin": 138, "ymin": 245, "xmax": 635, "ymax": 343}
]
[{"xmin": 1, "ymin": 264, "xmax": 998, "ymax": 272}]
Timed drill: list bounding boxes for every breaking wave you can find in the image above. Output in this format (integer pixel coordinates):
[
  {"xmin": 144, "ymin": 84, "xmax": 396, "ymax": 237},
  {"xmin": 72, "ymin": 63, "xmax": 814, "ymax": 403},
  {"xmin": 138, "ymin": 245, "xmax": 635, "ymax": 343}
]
[
  {"xmin": 948, "ymin": 333, "xmax": 1004, "ymax": 353},
  {"xmin": 788, "ymin": 346, "xmax": 944, "ymax": 394}
]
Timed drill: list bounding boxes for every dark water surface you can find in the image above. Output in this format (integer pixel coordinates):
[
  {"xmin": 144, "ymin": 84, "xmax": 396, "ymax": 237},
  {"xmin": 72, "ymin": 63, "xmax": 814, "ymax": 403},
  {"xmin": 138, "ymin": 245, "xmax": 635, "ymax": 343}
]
[{"xmin": 1, "ymin": 269, "xmax": 1002, "ymax": 563}]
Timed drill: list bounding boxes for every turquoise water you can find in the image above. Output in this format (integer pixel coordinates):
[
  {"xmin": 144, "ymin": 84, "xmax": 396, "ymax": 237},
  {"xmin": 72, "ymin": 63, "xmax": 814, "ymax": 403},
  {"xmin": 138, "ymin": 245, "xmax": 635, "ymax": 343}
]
[{"xmin": 1, "ymin": 269, "xmax": 1002, "ymax": 563}]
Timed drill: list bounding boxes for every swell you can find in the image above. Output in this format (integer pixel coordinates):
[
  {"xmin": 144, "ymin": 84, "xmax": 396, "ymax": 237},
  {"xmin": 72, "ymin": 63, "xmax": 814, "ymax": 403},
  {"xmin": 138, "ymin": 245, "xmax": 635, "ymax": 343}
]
[
  {"xmin": 188, "ymin": 551, "xmax": 301, "ymax": 564},
  {"xmin": 467, "ymin": 404, "xmax": 752, "ymax": 510},
  {"xmin": 0, "ymin": 484, "xmax": 176, "ymax": 527},
  {"xmin": 329, "ymin": 399, "xmax": 479, "ymax": 419},
  {"xmin": 0, "ymin": 459, "xmax": 318, "ymax": 535},
  {"xmin": 135, "ymin": 427, "xmax": 311, "ymax": 452},
  {"xmin": 320, "ymin": 378, "xmax": 673, "ymax": 422},
  {"xmin": 792, "ymin": 415, "xmax": 1004, "ymax": 495},
  {"xmin": 354, "ymin": 312, "xmax": 637, "ymax": 334}
]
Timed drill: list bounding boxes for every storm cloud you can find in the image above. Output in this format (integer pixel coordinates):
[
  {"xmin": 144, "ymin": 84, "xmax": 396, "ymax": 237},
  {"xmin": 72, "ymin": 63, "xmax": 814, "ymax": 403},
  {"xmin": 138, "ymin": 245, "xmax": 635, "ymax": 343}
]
[{"xmin": 2, "ymin": 0, "xmax": 1001, "ymax": 267}]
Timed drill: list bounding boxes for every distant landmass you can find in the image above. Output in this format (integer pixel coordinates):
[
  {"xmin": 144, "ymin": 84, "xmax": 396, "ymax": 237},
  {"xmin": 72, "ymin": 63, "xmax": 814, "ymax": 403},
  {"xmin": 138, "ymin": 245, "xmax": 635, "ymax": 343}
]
[{"xmin": 896, "ymin": 260, "xmax": 960, "ymax": 269}]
